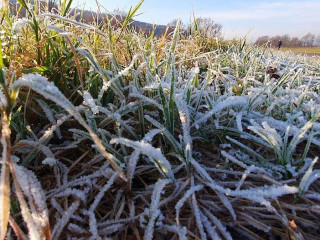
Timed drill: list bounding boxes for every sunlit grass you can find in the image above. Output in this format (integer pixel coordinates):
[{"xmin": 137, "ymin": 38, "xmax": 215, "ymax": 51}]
[{"xmin": 280, "ymin": 47, "xmax": 320, "ymax": 55}]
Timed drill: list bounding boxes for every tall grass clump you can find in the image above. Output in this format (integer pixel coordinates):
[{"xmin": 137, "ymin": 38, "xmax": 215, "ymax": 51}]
[{"xmin": 0, "ymin": 0, "xmax": 320, "ymax": 239}]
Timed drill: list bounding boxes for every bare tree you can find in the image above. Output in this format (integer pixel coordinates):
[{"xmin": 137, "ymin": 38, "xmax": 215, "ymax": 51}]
[
  {"xmin": 301, "ymin": 33, "xmax": 315, "ymax": 47},
  {"xmin": 255, "ymin": 35, "xmax": 270, "ymax": 46},
  {"xmin": 167, "ymin": 19, "xmax": 179, "ymax": 28},
  {"xmin": 288, "ymin": 37, "xmax": 302, "ymax": 47},
  {"xmin": 194, "ymin": 17, "xmax": 222, "ymax": 38},
  {"xmin": 315, "ymin": 34, "xmax": 320, "ymax": 46},
  {"xmin": 167, "ymin": 19, "xmax": 186, "ymax": 32},
  {"xmin": 255, "ymin": 33, "xmax": 314, "ymax": 48}
]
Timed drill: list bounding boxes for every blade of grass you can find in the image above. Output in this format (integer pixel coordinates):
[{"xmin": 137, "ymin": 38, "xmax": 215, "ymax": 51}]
[{"xmin": 0, "ymin": 111, "xmax": 11, "ymax": 240}]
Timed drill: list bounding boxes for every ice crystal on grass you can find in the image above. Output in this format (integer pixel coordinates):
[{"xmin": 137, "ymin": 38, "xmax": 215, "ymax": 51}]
[
  {"xmin": 0, "ymin": 90, "xmax": 7, "ymax": 108},
  {"xmin": 175, "ymin": 93, "xmax": 192, "ymax": 166},
  {"xmin": 11, "ymin": 18, "xmax": 31, "ymax": 37},
  {"xmin": 51, "ymin": 201, "xmax": 80, "ymax": 240},
  {"xmin": 42, "ymin": 157, "xmax": 57, "ymax": 167},
  {"xmin": 299, "ymin": 157, "xmax": 319, "ymax": 194},
  {"xmin": 192, "ymin": 194, "xmax": 207, "ymax": 240},
  {"xmin": 110, "ymin": 138, "xmax": 174, "ymax": 179},
  {"xmin": 89, "ymin": 172, "xmax": 118, "ymax": 211},
  {"xmin": 202, "ymin": 209, "xmax": 233, "ymax": 240},
  {"xmin": 160, "ymin": 224, "xmax": 187, "ymax": 240},
  {"xmin": 201, "ymin": 212, "xmax": 221, "ymax": 240},
  {"xmin": 175, "ymin": 184, "xmax": 203, "ymax": 224},
  {"xmin": 142, "ymin": 179, "xmax": 170, "ymax": 240},
  {"xmin": 83, "ymin": 91, "xmax": 99, "ymax": 115},
  {"xmin": 13, "ymin": 164, "xmax": 50, "ymax": 239},
  {"xmin": 14, "ymin": 165, "xmax": 49, "ymax": 225},
  {"xmin": 193, "ymin": 95, "xmax": 249, "ymax": 126}
]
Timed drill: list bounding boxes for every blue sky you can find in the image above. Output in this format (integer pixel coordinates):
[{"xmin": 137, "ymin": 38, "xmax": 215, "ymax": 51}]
[{"xmin": 72, "ymin": 0, "xmax": 320, "ymax": 41}]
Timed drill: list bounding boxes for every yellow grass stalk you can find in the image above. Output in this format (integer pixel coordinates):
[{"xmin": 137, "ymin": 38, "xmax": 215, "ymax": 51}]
[{"xmin": 0, "ymin": 111, "xmax": 11, "ymax": 240}]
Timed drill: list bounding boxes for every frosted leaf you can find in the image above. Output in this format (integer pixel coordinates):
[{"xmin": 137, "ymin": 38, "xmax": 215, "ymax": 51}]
[
  {"xmin": 236, "ymin": 111, "xmax": 243, "ymax": 132},
  {"xmin": 200, "ymin": 212, "xmax": 221, "ymax": 240},
  {"xmin": 248, "ymin": 122, "xmax": 283, "ymax": 148},
  {"xmin": 68, "ymin": 223, "xmax": 87, "ymax": 234},
  {"xmin": 236, "ymin": 165, "xmax": 257, "ymax": 191},
  {"xmin": 14, "ymin": 165, "xmax": 49, "ymax": 225},
  {"xmin": 89, "ymin": 172, "xmax": 118, "ymax": 211},
  {"xmin": 175, "ymin": 185, "xmax": 203, "ymax": 224},
  {"xmin": 299, "ymin": 157, "xmax": 318, "ymax": 194},
  {"xmin": 35, "ymin": 99, "xmax": 62, "ymax": 139},
  {"xmin": 202, "ymin": 209, "xmax": 233, "ymax": 240},
  {"xmin": 0, "ymin": 90, "xmax": 7, "ymax": 108},
  {"xmin": 14, "ymin": 164, "xmax": 50, "ymax": 239},
  {"xmin": 300, "ymin": 170, "xmax": 320, "ymax": 195},
  {"xmin": 129, "ymin": 93, "xmax": 163, "ymax": 110},
  {"xmin": 207, "ymin": 181, "xmax": 298, "ymax": 212},
  {"xmin": 192, "ymin": 194, "xmax": 207, "ymax": 240},
  {"xmin": 193, "ymin": 95, "xmax": 248, "ymax": 126},
  {"xmin": 11, "ymin": 155, "xmax": 20, "ymax": 163},
  {"xmin": 85, "ymin": 210, "xmax": 101, "ymax": 240},
  {"xmin": 240, "ymin": 212, "xmax": 271, "ymax": 233},
  {"xmin": 216, "ymin": 191, "xmax": 236, "ymax": 221},
  {"xmin": 98, "ymin": 107, "xmax": 138, "ymax": 140},
  {"xmin": 42, "ymin": 157, "xmax": 57, "ymax": 167},
  {"xmin": 50, "ymin": 198, "xmax": 64, "ymax": 214},
  {"xmin": 175, "ymin": 93, "xmax": 192, "ymax": 165},
  {"xmin": 39, "ymin": 114, "xmax": 70, "ymax": 143},
  {"xmin": 118, "ymin": 54, "xmax": 141, "ymax": 76},
  {"xmin": 74, "ymin": 48, "xmax": 123, "ymax": 99},
  {"xmin": 143, "ymin": 179, "xmax": 171, "ymax": 240},
  {"xmin": 98, "ymin": 223, "xmax": 125, "ymax": 235},
  {"xmin": 305, "ymin": 193, "xmax": 320, "ymax": 202},
  {"xmin": 53, "ymin": 188, "xmax": 87, "ymax": 203},
  {"xmin": 11, "ymin": 18, "xmax": 31, "ymax": 36},
  {"xmin": 191, "ymin": 158, "xmax": 216, "ymax": 183},
  {"xmin": 83, "ymin": 91, "xmax": 99, "ymax": 114},
  {"xmin": 110, "ymin": 138, "xmax": 174, "ymax": 180},
  {"xmin": 11, "ymin": 74, "xmax": 80, "ymax": 122},
  {"xmin": 126, "ymin": 150, "xmax": 141, "ymax": 190},
  {"xmin": 143, "ymin": 129, "xmax": 162, "ymax": 142},
  {"xmin": 144, "ymin": 115, "xmax": 182, "ymax": 154},
  {"xmin": 51, "ymin": 201, "xmax": 80, "ymax": 240},
  {"xmin": 161, "ymin": 224, "xmax": 187, "ymax": 240}
]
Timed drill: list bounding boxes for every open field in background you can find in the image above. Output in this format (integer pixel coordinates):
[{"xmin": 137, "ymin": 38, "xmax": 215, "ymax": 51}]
[
  {"xmin": 280, "ymin": 47, "xmax": 320, "ymax": 55},
  {"xmin": 1, "ymin": 1, "xmax": 320, "ymax": 240}
]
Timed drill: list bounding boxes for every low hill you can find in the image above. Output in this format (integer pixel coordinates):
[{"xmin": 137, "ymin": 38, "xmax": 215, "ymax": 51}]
[{"xmin": 8, "ymin": 0, "xmax": 170, "ymax": 36}]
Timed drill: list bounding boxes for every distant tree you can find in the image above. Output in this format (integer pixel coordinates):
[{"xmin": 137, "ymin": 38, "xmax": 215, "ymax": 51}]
[
  {"xmin": 255, "ymin": 35, "xmax": 270, "ymax": 46},
  {"xmin": 111, "ymin": 9, "xmax": 128, "ymax": 18},
  {"xmin": 315, "ymin": 35, "xmax": 320, "ymax": 46},
  {"xmin": 167, "ymin": 19, "xmax": 179, "ymax": 28},
  {"xmin": 255, "ymin": 33, "xmax": 313, "ymax": 48},
  {"xmin": 193, "ymin": 17, "xmax": 222, "ymax": 38},
  {"xmin": 301, "ymin": 33, "xmax": 315, "ymax": 47},
  {"xmin": 269, "ymin": 35, "xmax": 281, "ymax": 48},
  {"xmin": 280, "ymin": 34, "xmax": 290, "ymax": 46},
  {"xmin": 288, "ymin": 37, "xmax": 302, "ymax": 47},
  {"xmin": 167, "ymin": 19, "xmax": 186, "ymax": 32}
]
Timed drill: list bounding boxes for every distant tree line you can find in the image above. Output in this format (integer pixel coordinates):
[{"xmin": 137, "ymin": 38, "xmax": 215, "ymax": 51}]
[
  {"xmin": 255, "ymin": 33, "xmax": 320, "ymax": 47},
  {"xmin": 167, "ymin": 17, "xmax": 222, "ymax": 38}
]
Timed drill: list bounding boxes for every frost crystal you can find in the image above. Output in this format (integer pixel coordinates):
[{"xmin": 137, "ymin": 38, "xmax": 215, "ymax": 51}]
[
  {"xmin": 143, "ymin": 179, "xmax": 171, "ymax": 240},
  {"xmin": 110, "ymin": 138, "xmax": 174, "ymax": 179},
  {"xmin": 83, "ymin": 91, "xmax": 99, "ymax": 114}
]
